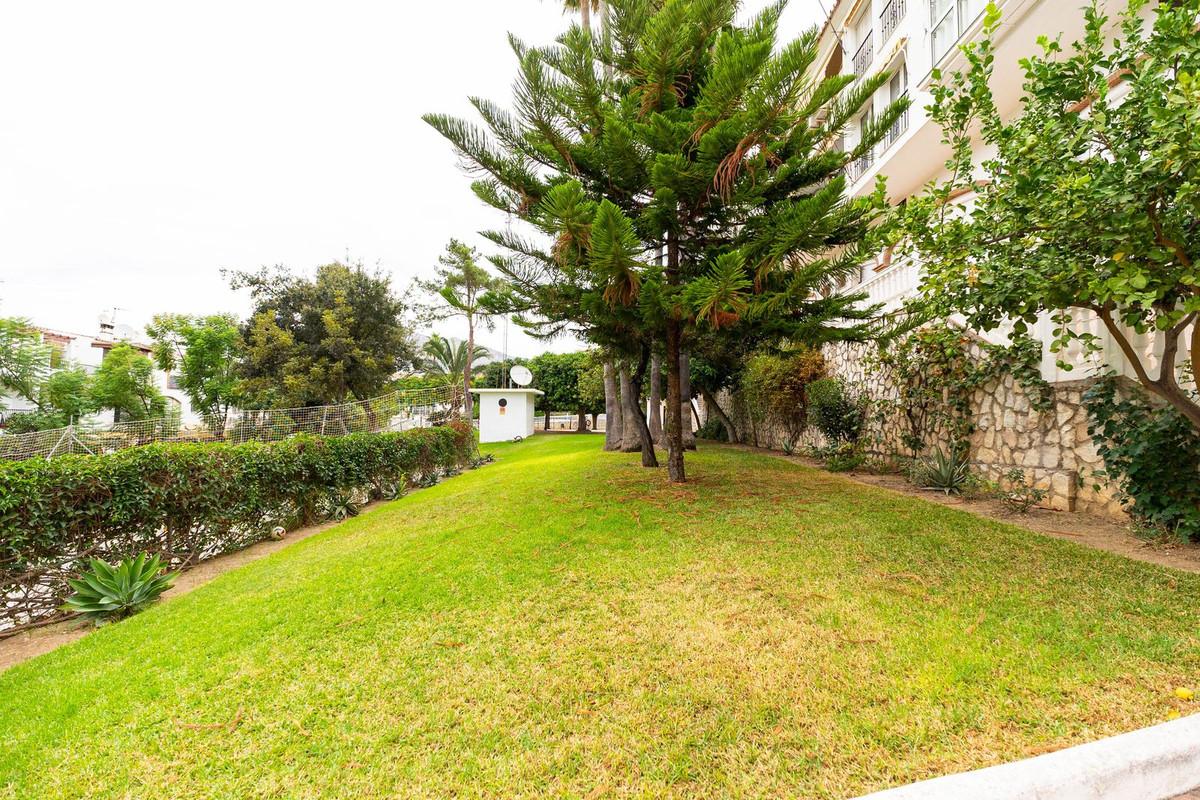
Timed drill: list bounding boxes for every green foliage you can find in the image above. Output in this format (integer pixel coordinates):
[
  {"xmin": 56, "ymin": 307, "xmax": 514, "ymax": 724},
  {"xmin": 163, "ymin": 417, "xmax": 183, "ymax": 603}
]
[
  {"xmin": 88, "ymin": 343, "xmax": 168, "ymax": 422},
  {"xmin": 419, "ymin": 335, "xmax": 490, "ymax": 380},
  {"xmin": 1084, "ymin": 377, "xmax": 1200, "ymax": 540},
  {"xmin": 872, "ymin": 324, "xmax": 1051, "ymax": 455},
  {"xmin": 40, "ymin": 366, "xmax": 94, "ymax": 423},
  {"xmin": 907, "ymin": 0, "xmax": 1200, "ymax": 431},
  {"xmin": 3, "ymin": 410, "xmax": 67, "ymax": 434},
  {"xmin": 63, "ymin": 553, "xmax": 176, "ymax": 623},
  {"xmin": 739, "ymin": 349, "xmax": 826, "ymax": 448},
  {"xmin": 0, "ymin": 425, "xmax": 473, "ymax": 631},
  {"xmin": 994, "ymin": 469, "xmax": 1048, "ymax": 515},
  {"xmin": 0, "ymin": 318, "xmax": 51, "ymax": 408},
  {"xmin": 147, "ymin": 313, "xmax": 242, "ymax": 433},
  {"xmin": 911, "ymin": 446, "xmax": 971, "ymax": 495},
  {"xmin": 695, "ymin": 417, "xmax": 729, "ymax": 442},
  {"xmin": 529, "ymin": 351, "xmax": 597, "ymax": 415},
  {"xmin": 806, "ymin": 378, "xmax": 866, "ymax": 445},
  {"xmin": 231, "ymin": 262, "xmax": 416, "ymax": 407}
]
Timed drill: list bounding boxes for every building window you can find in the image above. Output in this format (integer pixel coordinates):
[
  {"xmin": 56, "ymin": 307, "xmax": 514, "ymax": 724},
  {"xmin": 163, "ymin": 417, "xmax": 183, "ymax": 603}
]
[
  {"xmin": 931, "ymin": 0, "xmax": 985, "ymax": 65},
  {"xmin": 851, "ymin": 9, "xmax": 875, "ymax": 76},
  {"xmin": 883, "ymin": 61, "xmax": 910, "ymax": 149}
]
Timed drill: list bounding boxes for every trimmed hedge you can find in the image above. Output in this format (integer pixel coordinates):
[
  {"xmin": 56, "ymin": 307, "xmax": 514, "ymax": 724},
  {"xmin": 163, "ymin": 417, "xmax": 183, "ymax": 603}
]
[{"xmin": 0, "ymin": 425, "xmax": 473, "ymax": 633}]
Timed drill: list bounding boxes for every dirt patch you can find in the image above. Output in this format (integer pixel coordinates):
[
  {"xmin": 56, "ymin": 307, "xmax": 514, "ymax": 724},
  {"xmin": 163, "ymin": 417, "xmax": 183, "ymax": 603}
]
[
  {"xmin": 0, "ymin": 505, "xmax": 381, "ymax": 674},
  {"xmin": 729, "ymin": 444, "xmax": 1200, "ymax": 575}
]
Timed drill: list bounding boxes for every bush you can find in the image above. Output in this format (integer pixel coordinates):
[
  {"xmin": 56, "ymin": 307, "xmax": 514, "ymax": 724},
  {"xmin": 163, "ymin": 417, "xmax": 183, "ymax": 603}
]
[
  {"xmin": 807, "ymin": 378, "xmax": 866, "ymax": 445},
  {"xmin": 740, "ymin": 349, "xmax": 825, "ymax": 448},
  {"xmin": 3, "ymin": 410, "xmax": 67, "ymax": 434},
  {"xmin": 0, "ymin": 425, "xmax": 473, "ymax": 632},
  {"xmin": 696, "ymin": 418, "xmax": 729, "ymax": 442},
  {"xmin": 1084, "ymin": 377, "xmax": 1200, "ymax": 540}
]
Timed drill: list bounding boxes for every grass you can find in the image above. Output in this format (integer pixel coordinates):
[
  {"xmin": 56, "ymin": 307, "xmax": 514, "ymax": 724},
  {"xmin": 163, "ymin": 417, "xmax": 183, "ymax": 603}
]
[{"xmin": 2, "ymin": 435, "xmax": 1198, "ymax": 799}]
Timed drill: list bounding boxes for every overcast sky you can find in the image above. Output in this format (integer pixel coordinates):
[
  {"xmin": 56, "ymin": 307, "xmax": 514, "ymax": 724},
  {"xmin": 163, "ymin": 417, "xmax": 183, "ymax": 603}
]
[{"xmin": 0, "ymin": 0, "xmax": 826, "ymax": 357}]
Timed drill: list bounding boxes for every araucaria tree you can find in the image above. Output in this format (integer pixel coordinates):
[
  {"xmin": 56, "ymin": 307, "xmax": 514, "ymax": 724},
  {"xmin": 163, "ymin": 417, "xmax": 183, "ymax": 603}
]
[
  {"xmin": 906, "ymin": 0, "xmax": 1200, "ymax": 431},
  {"xmin": 426, "ymin": 0, "xmax": 904, "ymax": 481},
  {"xmin": 416, "ymin": 240, "xmax": 506, "ymax": 417}
]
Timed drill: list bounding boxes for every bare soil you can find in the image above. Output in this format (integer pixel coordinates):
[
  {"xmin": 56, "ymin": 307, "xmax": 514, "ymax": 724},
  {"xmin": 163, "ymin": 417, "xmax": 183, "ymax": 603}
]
[
  {"xmin": 735, "ymin": 444, "xmax": 1200, "ymax": 575},
  {"xmin": 0, "ymin": 505, "xmax": 383, "ymax": 674}
]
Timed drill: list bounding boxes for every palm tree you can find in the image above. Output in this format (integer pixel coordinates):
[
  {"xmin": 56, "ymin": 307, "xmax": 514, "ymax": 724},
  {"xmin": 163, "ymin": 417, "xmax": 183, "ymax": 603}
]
[{"xmin": 420, "ymin": 336, "xmax": 491, "ymax": 381}]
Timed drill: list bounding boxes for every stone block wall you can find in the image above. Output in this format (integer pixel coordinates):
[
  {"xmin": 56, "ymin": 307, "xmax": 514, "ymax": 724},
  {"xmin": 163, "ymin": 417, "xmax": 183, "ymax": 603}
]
[{"xmin": 719, "ymin": 340, "xmax": 1126, "ymax": 519}]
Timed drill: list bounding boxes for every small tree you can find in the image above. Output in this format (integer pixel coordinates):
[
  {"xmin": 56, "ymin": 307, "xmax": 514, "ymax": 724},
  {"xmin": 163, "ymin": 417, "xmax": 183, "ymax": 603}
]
[
  {"xmin": 530, "ymin": 351, "xmax": 589, "ymax": 430},
  {"xmin": 907, "ymin": 0, "xmax": 1200, "ymax": 431},
  {"xmin": 419, "ymin": 335, "xmax": 491, "ymax": 381},
  {"xmin": 41, "ymin": 367, "xmax": 94, "ymax": 423},
  {"xmin": 416, "ymin": 240, "xmax": 507, "ymax": 417},
  {"xmin": 147, "ymin": 313, "xmax": 242, "ymax": 433},
  {"xmin": 0, "ymin": 318, "xmax": 51, "ymax": 409},
  {"xmin": 89, "ymin": 343, "xmax": 167, "ymax": 422}
]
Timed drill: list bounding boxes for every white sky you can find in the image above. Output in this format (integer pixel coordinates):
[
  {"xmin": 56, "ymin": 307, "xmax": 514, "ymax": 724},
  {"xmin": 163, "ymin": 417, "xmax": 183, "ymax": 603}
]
[{"xmin": 0, "ymin": 0, "xmax": 826, "ymax": 358}]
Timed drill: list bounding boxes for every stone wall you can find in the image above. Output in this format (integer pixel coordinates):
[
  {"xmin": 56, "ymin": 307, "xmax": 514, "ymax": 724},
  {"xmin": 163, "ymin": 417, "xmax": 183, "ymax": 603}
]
[{"xmin": 719, "ymin": 340, "xmax": 1126, "ymax": 519}]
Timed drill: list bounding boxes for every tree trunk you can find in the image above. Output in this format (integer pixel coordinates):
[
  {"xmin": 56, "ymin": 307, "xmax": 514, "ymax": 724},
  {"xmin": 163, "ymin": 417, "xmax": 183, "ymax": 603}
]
[
  {"xmin": 576, "ymin": 409, "xmax": 588, "ymax": 432},
  {"xmin": 664, "ymin": 319, "xmax": 685, "ymax": 482},
  {"xmin": 544, "ymin": 410, "xmax": 550, "ymax": 431},
  {"xmin": 629, "ymin": 345, "xmax": 659, "ymax": 467},
  {"xmin": 463, "ymin": 317, "xmax": 474, "ymax": 419},
  {"xmin": 619, "ymin": 368, "xmax": 641, "ymax": 452},
  {"xmin": 648, "ymin": 351, "xmax": 663, "ymax": 445},
  {"xmin": 699, "ymin": 388, "xmax": 738, "ymax": 442},
  {"xmin": 591, "ymin": 412, "xmax": 598, "ymax": 429},
  {"xmin": 603, "ymin": 360, "xmax": 622, "ymax": 451},
  {"xmin": 680, "ymin": 351, "xmax": 696, "ymax": 450},
  {"xmin": 579, "ymin": 0, "xmax": 590, "ymax": 33}
]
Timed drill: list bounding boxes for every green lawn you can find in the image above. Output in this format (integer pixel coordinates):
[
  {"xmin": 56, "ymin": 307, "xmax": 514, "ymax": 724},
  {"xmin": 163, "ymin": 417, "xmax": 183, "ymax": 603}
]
[{"xmin": 2, "ymin": 435, "xmax": 1198, "ymax": 798}]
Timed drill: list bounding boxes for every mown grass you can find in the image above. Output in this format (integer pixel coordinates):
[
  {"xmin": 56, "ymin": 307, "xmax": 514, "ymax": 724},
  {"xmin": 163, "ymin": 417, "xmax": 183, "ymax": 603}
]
[{"xmin": 2, "ymin": 435, "xmax": 1198, "ymax": 799}]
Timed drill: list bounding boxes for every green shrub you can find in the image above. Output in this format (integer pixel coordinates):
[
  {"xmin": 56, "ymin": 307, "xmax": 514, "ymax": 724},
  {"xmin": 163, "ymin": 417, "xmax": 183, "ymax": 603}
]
[
  {"xmin": 63, "ymin": 553, "xmax": 176, "ymax": 623},
  {"xmin": 807, "ymin": 378, "xmax": 866, "ymax": 445},
  {"xmin": 0, "ymin": 425, "xmax": 473, "ymax": 632},
  {"xmin": 740, "ymin": 349, "xmax": 825, "ymax": 448},
  {"xmin": 1084, "ymin": 377, "xmax": 1200, "ymax": 540},
  {"xmin": 3, "ymin": 410, "xmax": 67, "ymax": 434},
  {"xmin": 696, "ymin": 418, "xmax": 729, "ymax": 442}
]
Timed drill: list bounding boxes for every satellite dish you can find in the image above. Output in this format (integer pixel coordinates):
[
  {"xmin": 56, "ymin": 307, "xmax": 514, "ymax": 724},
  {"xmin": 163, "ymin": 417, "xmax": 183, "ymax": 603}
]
[{"xmin": 510, "ymin": 365, "xmax": 533, "ymax": 386}]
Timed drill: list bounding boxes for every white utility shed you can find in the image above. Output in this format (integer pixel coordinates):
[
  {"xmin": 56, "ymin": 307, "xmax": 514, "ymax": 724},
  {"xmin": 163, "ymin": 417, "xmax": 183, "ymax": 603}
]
[{"xmin": 470, "ymin": 388, "xmax": 543, "ymax": 443}]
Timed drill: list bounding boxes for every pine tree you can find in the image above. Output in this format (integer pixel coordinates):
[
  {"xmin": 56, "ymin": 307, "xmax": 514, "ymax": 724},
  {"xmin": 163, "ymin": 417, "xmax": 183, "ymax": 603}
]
[{"xmin": 426, "ymin": 0, "xmax": 905, "ymax": 481}]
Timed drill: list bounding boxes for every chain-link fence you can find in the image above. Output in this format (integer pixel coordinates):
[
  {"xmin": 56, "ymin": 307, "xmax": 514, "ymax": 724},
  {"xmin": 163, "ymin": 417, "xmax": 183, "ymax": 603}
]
[{"xmin": 0, "ymin": 383, "xmax": 464, "ymax": 461}]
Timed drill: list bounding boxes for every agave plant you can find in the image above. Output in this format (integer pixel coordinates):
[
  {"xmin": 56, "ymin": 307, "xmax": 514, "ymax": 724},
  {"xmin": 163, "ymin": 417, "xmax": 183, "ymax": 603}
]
[
  {"xmin": 63, "ymin": 554, "xmax": 176, "ymax": 623},
  {"xmin": 322, "ymin": 490, "xmax": 361, "ymax": 521},
  {"xmin": 914, "ymin": 446, "xmax": 971, "ymax": 494}
]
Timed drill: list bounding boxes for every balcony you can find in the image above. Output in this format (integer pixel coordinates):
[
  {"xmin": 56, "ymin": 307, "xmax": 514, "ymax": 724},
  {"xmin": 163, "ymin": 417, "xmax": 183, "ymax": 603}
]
[
  {"xmin": 882, "ymin": 96, "xmax": 910, "ymax": 150},
  {"xmin": 851, "ymin": 35, "xmax": 874, "ymax": 77},
  {"xmin": 847, "ymin": 149, "xmax": 875, "ymax": 182},
  {"xmin": 880, "ymin": 0, "xmax": 906, "ymax": 45}
]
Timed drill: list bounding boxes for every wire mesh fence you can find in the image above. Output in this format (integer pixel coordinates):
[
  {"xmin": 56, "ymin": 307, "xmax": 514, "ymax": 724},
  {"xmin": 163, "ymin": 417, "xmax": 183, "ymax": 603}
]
[{"xmin": 0, "ymin": 383, "xmax": 464, "ymax": 461}]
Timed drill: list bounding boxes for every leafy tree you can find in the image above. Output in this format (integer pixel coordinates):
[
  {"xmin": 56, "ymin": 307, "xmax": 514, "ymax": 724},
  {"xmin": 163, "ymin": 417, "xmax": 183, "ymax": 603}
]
[
  {"xmin": 89, "ymin": 343, "xmax": 168, "ymax": 422},
  {"xmin": 426, "ymin": 0, "xmax": 902, "ymax": 481},
  {"xmin": 231, "ymin": 262, "xmax": 416, "ymax": 407},
  {"xmin": 415, "ymin": 240, "xmax": 507, "ymax": 417},
  {"xmin": 0, "ymin": 318, "xmax": 51, "ymax": 409},
  {"xmin": 529, "ymin": 351, "xmax": 592, "ymax": 430},
  {"xmin": 480, "ymin": 356, "xmax": 531, "ymax": 389},
  {"xmin": 419, "ymin": 335, "xmax": 492, "ymax": 381},
  {"xmin": 40, "ymin": 366, "xmax": 94, "ymax": 423},
  {"xmin": 906, "ymin": 0, "xmax": 1200, "ymax": 431},
  {"xmin": 147, "ymin": 313, "xmax": 242, "ymax": 433}
]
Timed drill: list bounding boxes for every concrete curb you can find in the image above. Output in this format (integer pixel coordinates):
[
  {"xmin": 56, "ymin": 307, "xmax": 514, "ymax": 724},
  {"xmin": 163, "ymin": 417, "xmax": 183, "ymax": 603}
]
[{"xmin": 854, "ymin": 714, "xmax": 1200, "ymax": 800}]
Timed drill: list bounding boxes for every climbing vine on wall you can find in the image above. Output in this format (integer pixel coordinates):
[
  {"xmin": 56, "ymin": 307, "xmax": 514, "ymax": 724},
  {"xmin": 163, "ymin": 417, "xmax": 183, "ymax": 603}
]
[{"xmin": 870, "ymin": 323, "xmax": 1053, "ymax": 456}]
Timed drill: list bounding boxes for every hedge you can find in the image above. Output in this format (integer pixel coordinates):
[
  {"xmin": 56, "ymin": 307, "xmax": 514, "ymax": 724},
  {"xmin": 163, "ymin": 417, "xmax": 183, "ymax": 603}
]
[{"xmin": 0, "ymin": 424, "xmax": 473, "ymax": 634}]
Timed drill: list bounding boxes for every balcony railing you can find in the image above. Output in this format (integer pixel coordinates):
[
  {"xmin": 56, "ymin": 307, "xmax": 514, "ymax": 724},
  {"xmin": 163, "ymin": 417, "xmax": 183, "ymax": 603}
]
[
  {"xmin": 851, "ymin": 35, "xmax": 874, "ymax": 76},
  {"xmin": 882, "ymin": 96, "xmax": 910, "ymax": 150},
  {"xmin": 880, "ymin": 0, "xmax": 906, "ymax": 44},
  {"xmin": 847, "ymin": 149, "xmax": 875, "ymax": 182}
]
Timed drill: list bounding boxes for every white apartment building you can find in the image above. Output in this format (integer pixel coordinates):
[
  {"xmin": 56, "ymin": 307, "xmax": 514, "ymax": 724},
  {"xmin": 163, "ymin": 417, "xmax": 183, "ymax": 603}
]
[
  {"xmin": 0, "ymin": 313, "xmax": 198, "ymax": 429},
  {"xmin": 814, "ymin": 0, "xmax": 1188, "ymax": 387}
]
